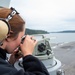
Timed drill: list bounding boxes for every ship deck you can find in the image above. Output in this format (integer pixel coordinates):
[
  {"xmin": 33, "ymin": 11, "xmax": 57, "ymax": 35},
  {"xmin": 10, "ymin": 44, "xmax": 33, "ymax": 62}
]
[{"xmin": 51, "ymin": 41, "xmax": 75, "ymax": 75}]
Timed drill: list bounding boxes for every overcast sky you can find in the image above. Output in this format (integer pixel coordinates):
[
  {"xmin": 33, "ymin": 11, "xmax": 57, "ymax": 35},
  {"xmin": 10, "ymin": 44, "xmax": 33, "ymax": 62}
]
[{"xmin": 9, "ymin": 0, "xmax": 75, "ymax": 32}]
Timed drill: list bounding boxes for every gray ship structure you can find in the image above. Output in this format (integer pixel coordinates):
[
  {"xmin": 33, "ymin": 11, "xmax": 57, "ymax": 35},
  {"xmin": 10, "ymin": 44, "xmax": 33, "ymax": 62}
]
[{"xmin": 14, "ymin": 35, "xmax": 65, "ymax": 75}]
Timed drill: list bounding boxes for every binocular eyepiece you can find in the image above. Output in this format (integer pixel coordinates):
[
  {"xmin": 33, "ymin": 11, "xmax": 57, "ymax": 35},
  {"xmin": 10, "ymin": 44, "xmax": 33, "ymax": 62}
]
[{"xmin": 21, "ymin": 36, "xmax": 26, "ymax": 44}]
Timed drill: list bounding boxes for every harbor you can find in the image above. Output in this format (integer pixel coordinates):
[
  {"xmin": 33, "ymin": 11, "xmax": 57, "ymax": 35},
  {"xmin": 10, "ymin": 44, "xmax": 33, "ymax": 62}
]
[{"xmin": 0, "ymin": 0, "xmax": 75, "ymax": 75}]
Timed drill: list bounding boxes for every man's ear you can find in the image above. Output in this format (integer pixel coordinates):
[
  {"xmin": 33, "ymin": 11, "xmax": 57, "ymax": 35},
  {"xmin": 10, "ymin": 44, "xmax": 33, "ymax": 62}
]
[
  {"xmin": 5, "ymin": 31, "xmax": 14, "ymax": 42},
  {"xmin": 5, "ymin": 34, "xmax": 11, "ymax": 42}
]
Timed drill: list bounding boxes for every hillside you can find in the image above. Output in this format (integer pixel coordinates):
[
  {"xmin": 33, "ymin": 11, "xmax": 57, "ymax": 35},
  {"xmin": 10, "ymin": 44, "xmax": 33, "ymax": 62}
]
[
  {"xmin": 50, "ymin": 30, "xmax": 75, "ymax": 33},
  {"xmin": 25, "ymin": 28, "xmax": 49, "ymax": 35},
  {"xmin": 58, "ymin": 30, "xmax": 75, "ymax": 33}
]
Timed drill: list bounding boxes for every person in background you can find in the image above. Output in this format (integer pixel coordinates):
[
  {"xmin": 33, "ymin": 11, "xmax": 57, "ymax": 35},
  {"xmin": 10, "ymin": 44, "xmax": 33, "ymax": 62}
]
[{"xmin": 0, "ymin": 7, "xmax": 49, "ymax": 75}]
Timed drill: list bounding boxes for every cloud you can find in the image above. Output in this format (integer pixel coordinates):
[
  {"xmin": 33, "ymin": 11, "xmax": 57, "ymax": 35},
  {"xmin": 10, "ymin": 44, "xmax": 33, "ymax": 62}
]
[{"xmin": 10, "ymin": 0, "xmax": 75, "ymax": 32}]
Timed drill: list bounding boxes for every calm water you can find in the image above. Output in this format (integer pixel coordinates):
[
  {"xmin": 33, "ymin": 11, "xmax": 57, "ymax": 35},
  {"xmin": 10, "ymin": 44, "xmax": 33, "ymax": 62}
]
[
  {"xmin": 46, "ymin": 33, "xmax": 75, "ymax": 43},
  {"xmin": 33, "ymin": 33, "xmax": 75, "ymax": 43}
]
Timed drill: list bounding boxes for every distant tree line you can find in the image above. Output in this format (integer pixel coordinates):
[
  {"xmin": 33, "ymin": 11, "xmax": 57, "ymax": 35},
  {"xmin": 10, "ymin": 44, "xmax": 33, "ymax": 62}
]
[
  {"xmin": 25, "ymin": 28, "xmax": 49, "ymax": 35},
  {"xmin": 58, "ymin": 30, "xmax": 75, "ymax": 33}
]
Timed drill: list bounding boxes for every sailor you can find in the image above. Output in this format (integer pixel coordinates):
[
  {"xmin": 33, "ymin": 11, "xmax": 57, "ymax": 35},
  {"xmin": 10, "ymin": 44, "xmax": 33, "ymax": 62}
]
[{"xmin": 0, "ymin": 7, "xmax": 49, "ymax": 75}]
